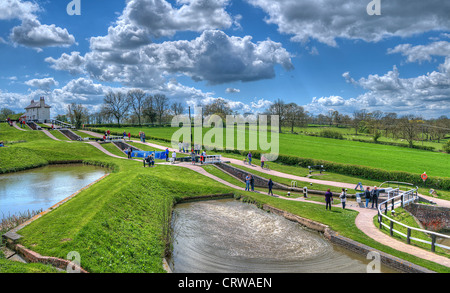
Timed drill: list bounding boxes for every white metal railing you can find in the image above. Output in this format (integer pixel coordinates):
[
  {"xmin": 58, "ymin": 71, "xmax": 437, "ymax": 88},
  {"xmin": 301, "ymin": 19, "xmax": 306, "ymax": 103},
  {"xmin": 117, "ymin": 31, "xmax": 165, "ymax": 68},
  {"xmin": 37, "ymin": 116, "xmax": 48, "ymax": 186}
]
[
  {"xmin": 51, "ymin": 119, "xmax": 75, "ymax": 129},
  {"xmin": 377, "ymin": 183, "xmax": 450, "ymax": 253},
  {"xmin": 203, "ymin": 155, "xmax": 222, "ymax": 164}
]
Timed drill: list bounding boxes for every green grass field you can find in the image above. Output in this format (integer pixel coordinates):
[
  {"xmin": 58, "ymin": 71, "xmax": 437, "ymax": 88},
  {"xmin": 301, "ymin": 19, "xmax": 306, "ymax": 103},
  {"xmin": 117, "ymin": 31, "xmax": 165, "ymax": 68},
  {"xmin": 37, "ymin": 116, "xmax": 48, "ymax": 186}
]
[{"xmin": 87, "ymin": 125, "xmax": 450, "ymax": 177}]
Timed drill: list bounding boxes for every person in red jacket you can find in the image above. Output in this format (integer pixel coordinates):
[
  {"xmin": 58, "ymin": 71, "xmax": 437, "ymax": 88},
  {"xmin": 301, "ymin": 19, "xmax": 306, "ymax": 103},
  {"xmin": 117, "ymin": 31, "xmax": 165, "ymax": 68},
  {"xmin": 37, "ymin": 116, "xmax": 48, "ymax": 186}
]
[{"xmin": 128, "ymin": 132, "xmax": 131, "ymax": 141}]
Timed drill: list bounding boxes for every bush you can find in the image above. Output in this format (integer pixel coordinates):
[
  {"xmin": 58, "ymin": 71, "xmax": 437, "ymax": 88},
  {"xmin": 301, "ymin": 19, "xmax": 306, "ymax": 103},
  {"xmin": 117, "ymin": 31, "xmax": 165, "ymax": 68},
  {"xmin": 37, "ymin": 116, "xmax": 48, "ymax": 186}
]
[
  {"xmin": 444, "ymin": 141, "xmax": 450, "ymax": 154},
  {"xmin": 318, "ymin": 130, "xmax": 343, "ymax": 139}
]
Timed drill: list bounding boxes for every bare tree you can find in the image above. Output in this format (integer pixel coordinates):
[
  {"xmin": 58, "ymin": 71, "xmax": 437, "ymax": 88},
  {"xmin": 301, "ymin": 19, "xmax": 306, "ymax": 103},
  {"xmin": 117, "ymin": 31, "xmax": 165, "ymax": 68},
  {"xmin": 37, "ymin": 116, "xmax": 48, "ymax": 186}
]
[
  {"xmin": 203, "ymin": 98, "xmax": 233, "ymax": 120},
  {"xmin": 352, "ymin": 109, "xmax": 370, "ymax": 135},
  {"xmin": 398, "ymin": 115, "xmax": 421, "ymax": 148},
  {"xmin": 127, "ymin": 89, "xmax": 146, "ymax": 126},
  {"xmin": 103, "ymin": 91, "xmax": 129, "ymax": 126},
  {"xmin": 154, "ymin": 94, "xmax": 169, "ymax": 125},
  {"xmin": 142, "ymin": 95, "xmax": 156, "ymax": 124},
  {"xmin": 284, "ymin": 103, "xmax": 307, "ymax": 133},
  {"xmin": 266, "ymin": 98, "xmax": 286, "ymax": 133},
  {"xmin": 171, "ymin": 102, "xmax": 184, "ymax": 116}
]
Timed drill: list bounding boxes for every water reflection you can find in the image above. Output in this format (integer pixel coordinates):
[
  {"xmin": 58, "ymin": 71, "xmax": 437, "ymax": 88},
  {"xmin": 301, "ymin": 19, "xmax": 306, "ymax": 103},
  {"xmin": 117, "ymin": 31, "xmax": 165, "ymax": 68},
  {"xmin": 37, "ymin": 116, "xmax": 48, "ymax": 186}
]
[
  {"xmin": 0, "ymin": 164, "xmax": 107, "ymax": 219},
  {"xmin": 169, "ymin": 199, "xmax": 398, "ymax": 273}
]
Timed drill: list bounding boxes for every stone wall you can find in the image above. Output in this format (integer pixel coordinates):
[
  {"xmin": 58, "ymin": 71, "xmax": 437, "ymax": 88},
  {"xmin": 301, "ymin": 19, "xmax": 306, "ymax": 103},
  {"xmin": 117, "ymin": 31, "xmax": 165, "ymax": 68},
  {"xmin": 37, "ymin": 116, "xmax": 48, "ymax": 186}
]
[
  {"xmin": 215, "ymin": 163, "xmax": 291, "ymax": 190},
  {"xmin": 405, "ymin": 203, "xmax": 450, "ymax": 232},
  {"xmin": 113, "ymin": 141, "xmax": 142, "ymax": 152},
  {"xmin": 59, "ymin": 129, "xmax": 81, "ymax": 141},
  {"xmin": 262, "ymin": 204, "xmax": 434, "ymax": 273}
]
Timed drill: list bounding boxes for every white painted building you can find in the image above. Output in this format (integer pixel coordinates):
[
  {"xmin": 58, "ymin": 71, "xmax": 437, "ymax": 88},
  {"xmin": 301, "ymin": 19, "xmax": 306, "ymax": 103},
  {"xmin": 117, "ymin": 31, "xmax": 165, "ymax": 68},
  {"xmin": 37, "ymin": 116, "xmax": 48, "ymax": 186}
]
[{"xmin": 24, "ymin": 97, "xmax": 51, "ymax": 123}]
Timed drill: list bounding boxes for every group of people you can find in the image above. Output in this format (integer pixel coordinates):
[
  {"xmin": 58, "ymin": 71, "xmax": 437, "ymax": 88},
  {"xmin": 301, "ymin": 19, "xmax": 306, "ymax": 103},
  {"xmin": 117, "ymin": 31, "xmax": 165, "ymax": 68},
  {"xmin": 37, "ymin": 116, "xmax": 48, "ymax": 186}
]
[
  {"xmin": 363, "ymin": 186, "xmax": 380, "ymax": 209},
  {"xmin": 190, "ymin": 149, "xmax": 207, "ymax": 165},
  {"xmin": 139, "ymin": 131, "xmax": 146, "ymax": 143},
  {"xmin": 245, "ymin": 174, "xmax": 255, "ymax": 192},
  {"xmin": 123, "ymin": 131, "xmax": 131, "ymax": 141},
  {"xmin": 6, "ymin": 117, "xmax": 14, "ymax": 127},
  {"xmin": 178, "ymin": 142, "xmax": 202, "ymax": 154},
  {"xmin": 243, "ymin": 152, "xmax": 268, "ymax": 169},
  {"xmin": 143, "ymin": 152, "xmax": 155, "ymax": 167},
  {"xmin": 323, "ymin": 186, "xmax": 379, "ymax": 211},
  {"xmin": 17, "ymin": 118, "xmax": 26, "ymax": 128}
]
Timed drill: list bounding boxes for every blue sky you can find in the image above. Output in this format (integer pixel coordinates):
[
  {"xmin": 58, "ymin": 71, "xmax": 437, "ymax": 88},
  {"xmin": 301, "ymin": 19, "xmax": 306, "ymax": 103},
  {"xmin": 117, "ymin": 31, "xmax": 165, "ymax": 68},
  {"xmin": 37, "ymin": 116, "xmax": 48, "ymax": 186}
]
[{"xmin": 1, "ymin": 0, "xmax": 450, "ymax": 118}]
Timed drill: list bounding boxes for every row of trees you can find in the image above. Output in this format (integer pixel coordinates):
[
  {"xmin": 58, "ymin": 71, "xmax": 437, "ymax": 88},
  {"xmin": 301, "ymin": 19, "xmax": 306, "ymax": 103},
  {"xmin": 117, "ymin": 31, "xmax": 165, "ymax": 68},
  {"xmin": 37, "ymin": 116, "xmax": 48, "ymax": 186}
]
[
  {"xmin": 3, "ymin": 93, "xmax": 449, "ymax": 147},
  {"xmin": 65, "ymin": 92, "xmax": 243, "ymax": 128},
  {"xmin": 60, "ymin": 90, "xmax": 183, "ymax": 128}
]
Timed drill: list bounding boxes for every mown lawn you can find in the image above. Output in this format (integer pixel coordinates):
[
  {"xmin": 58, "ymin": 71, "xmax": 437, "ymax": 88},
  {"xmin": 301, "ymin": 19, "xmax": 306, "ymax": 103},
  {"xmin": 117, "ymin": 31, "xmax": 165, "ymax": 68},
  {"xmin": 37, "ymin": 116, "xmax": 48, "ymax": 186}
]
[{"xmin": 87, "ymin": 126, "xmax": 450, "ymax": 177}]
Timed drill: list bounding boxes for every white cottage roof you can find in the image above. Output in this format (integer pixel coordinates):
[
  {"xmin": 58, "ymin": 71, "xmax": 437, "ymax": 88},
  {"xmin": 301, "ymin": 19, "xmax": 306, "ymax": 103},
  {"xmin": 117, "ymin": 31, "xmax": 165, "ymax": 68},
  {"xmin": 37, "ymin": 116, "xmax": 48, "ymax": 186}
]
[{"xmin": 25, "ymin": 99, "xmax": 51, "ymax": 109}]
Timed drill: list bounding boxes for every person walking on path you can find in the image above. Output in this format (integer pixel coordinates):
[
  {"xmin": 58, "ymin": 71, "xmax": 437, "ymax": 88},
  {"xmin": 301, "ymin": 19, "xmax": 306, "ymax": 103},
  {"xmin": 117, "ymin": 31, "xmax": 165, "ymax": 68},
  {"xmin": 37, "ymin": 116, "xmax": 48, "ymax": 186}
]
[
  {"xmin": 247, "ymin": 152, "xmax": 252, "ymax": 165},
  {"xmin": 268, "ymin": 179, "xmax": 274, "ymax": 196},
  {"xmin": 191, "ymin": 150, "xmax": 196, "ymax": 165},
  {"xmin": 325, "ymin": 189, "xmax": 333, "ymax": 211},
  {"xmin": 364, "ymin": 186, "xmax": 372, "ymax": 208},
  {"xmin": 201, "ymin": 150, "xmax": 206, "ymax": 164},
  {"xmin": 250, "ymin": 175, "xmax": 255, "ymax": 192},
  {"xmin": 339, "ymin": 188, "xmax": 347, "ymax": 209},
  {"xmin": 127, "ymin": 147, "xmax": 132, "ymax": 159},
  {"xmin": 260, "ymin": 155, "xmax": 265, "ymax": 169},
  {"xmin": 245, "ymin": 175, "xmax": 250, "ymax": 191},
  {"xmin": 165, "ymin": 148, "xmax": 169, "ymax": 162},
  {"xmin": 128, "ymin": 132, "xmax": 131, "ymax": 141},
  {"xmin": 371, "ymin": 186, "xmax": 379, "ymax": 209}
]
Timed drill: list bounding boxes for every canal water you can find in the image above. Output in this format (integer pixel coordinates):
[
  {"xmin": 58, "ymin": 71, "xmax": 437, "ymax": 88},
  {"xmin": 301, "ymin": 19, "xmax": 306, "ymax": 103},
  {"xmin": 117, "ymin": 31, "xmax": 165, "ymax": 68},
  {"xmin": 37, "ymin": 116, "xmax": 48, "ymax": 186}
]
[
  {"xmin": 0, "ymin": 164, "xmax": 107, "ymax": 219},
  {"xmin": 169, "ymin": 199, "xmax": 399, "ymax": 273}
]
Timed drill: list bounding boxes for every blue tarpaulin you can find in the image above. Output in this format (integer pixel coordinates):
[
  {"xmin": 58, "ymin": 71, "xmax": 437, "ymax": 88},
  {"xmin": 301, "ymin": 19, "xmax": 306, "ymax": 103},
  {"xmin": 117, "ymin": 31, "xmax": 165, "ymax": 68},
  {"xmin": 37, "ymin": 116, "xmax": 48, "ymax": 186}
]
[{"xmin": 125, "ymin": 151, "xmax": 167, "ymax": 159}]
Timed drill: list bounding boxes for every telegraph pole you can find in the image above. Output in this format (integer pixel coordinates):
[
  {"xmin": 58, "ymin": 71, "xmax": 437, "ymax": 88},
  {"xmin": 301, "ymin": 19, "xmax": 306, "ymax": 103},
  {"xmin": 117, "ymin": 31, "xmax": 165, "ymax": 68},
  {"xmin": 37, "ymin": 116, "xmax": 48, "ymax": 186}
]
[{"xmin": 189, "ymin": 106, "xmax": 193, "ymax": 149}]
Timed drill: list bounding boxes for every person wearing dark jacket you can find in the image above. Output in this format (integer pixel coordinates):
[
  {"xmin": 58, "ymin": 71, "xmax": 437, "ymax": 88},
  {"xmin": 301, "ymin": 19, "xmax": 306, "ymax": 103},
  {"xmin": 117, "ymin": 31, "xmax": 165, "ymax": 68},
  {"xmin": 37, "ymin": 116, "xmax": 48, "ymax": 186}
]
[
  {"xmin": 268, "ymin": 179, "xmax": 274, "ymax": 196},
  {"xmin": 364, "ymin": 187, "xmax": 371, "ymax": 208},
  {"xmin": 325, "ymin": 189, "xmax": 333, "ymax": 210},
  {"xmin": 250, "ymin": 175, "xmax": 255, "ymax": 192},
  {"xmin": 371, "ymin": 186, "xmax": 380, "ymax": 209}
]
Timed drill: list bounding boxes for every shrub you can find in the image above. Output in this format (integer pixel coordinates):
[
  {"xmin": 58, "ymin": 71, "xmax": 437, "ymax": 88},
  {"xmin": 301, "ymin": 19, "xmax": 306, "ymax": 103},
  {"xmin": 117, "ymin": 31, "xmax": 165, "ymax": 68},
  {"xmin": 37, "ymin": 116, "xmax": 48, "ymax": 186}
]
[
  {"xmin": 444, "ymin": 141, "xmax": 450, "ymax": 154},
  {"xmin": 318, "ymin": 129, "xmax": 343, "ymax": 140}
]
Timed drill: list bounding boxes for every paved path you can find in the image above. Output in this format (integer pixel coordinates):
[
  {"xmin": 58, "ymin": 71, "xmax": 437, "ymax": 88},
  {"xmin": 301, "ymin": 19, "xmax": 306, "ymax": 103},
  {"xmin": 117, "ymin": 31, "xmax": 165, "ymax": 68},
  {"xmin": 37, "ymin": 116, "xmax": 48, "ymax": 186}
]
[
  {"xmin": 41, "ymin": 129, "xmax": 61, "ymax": 141},
  {"xmin": 12, "ymin": 122, "xmax": 27, "ymax": 132},
  {"xmin": 37, "ymin": 129, "xmax": 450, "ymax": 268}
]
